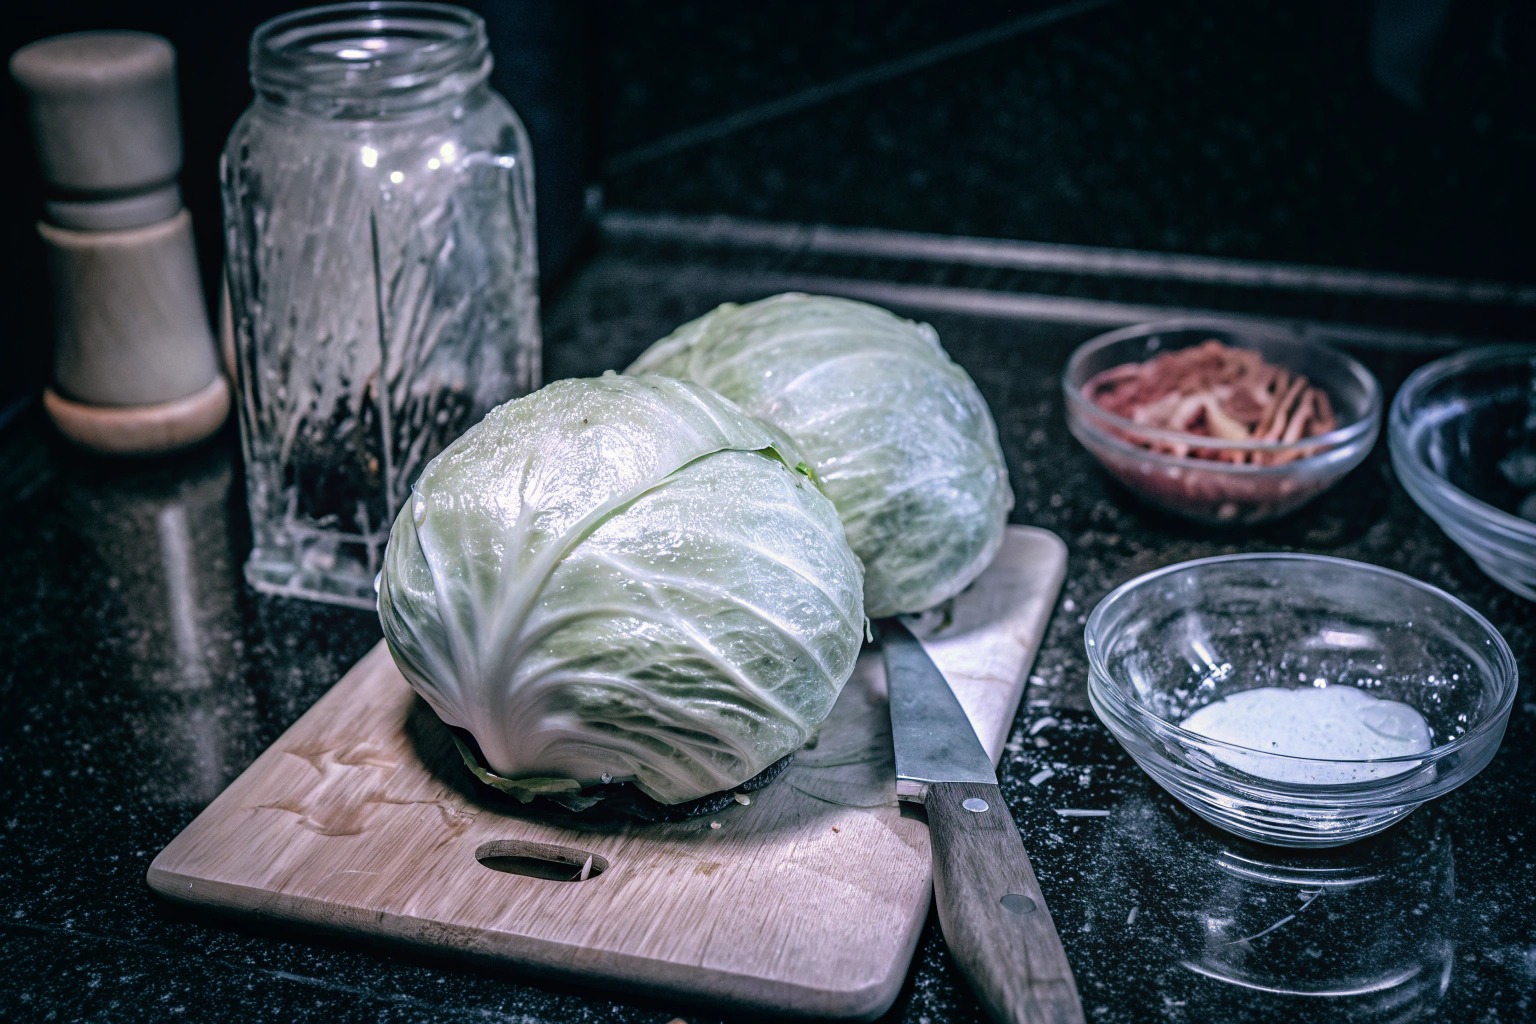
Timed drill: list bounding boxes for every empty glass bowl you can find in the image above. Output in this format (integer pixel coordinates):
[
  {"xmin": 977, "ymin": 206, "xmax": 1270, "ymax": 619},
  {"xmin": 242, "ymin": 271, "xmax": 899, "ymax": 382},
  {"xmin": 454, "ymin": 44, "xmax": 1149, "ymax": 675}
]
[
  {"xmin": 1389, "ymin": 344, "xmax": 1536, "ymax": 600},
  {"xmin": 1064, "ymin": 319, "xmax": 1381, "ymax": 524},
  {"xmin": 1085, "ymin": 554, "xmax": 1516, "ymax": 847}
]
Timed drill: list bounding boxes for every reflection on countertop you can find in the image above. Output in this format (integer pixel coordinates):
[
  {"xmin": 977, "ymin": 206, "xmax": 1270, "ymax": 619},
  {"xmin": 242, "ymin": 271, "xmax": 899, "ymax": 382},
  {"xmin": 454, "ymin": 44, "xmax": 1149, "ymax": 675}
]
[{"xmin": 1117, "ymin": 795, "xmax": 1453, "ymax": 1019}]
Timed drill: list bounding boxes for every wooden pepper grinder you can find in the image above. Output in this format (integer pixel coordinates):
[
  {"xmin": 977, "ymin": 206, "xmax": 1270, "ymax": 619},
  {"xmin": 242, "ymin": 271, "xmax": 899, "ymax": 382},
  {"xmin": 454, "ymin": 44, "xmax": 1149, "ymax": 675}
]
[{"xmin": 10, "ymin": 31, "xmax": 227, "ymax": 455}]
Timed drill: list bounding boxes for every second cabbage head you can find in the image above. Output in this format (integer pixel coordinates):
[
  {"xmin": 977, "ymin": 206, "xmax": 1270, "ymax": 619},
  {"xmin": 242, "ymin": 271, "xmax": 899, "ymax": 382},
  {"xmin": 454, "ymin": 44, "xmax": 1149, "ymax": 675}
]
[
  {"xmin": 378, "ymin": 374, "xmax": 866, "ymax": 805},
  {"xmin": 627, "ymin": 293, "xmax": 1014, "ymax": 618}
]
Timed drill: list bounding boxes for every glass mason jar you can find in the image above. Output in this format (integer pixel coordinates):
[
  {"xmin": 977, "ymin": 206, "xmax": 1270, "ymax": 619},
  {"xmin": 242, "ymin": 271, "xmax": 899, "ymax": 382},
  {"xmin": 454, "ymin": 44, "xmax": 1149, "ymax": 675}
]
[{"xmin": 223, "ymin": 2, "xmax": 539, "ymax": 608}]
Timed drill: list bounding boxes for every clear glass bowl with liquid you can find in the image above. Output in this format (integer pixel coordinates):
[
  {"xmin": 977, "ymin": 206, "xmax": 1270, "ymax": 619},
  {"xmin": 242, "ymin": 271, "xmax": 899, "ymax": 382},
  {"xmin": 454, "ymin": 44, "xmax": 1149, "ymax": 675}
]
[{"xmin": 1085, "ymin": 553, "xmax": 1516, "ymax": 847}]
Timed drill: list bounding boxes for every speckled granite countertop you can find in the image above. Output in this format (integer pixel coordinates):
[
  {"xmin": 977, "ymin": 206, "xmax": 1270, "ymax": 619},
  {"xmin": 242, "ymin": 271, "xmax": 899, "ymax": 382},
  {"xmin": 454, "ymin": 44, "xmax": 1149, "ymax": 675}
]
[{"xmin": 1, "ymin": 238, "xmax": 1532, "ymax": 1024}]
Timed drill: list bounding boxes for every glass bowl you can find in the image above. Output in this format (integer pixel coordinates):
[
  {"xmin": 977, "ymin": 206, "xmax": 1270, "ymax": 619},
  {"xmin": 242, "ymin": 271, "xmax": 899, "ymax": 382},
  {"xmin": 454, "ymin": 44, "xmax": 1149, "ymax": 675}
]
[
  {"xmin": 1388, "ymin": 344, "xmax": 1536, "ymax": 600},
  {"xmin": 1085, "ymin": 553, "xmax": 1516, "ymax": 847},
  {"xmin": 1064, "ymin": 319, "xmax": 1382, "ymax": 524}
]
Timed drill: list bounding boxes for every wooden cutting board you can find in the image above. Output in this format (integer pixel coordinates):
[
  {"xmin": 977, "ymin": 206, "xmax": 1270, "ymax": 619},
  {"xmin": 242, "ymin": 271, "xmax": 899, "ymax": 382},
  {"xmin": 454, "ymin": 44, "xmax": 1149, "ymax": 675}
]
[{"xmin": 149, "ymin": 526, "xmax": 1067, "ymax": 1021}]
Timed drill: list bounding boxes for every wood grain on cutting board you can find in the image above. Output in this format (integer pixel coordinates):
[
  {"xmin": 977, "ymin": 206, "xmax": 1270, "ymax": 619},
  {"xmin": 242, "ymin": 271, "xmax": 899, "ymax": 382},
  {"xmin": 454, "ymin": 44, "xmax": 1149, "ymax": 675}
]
[{"xmin": 149, "ymin": 526, "xmax": 1067, "ymax": 1020}]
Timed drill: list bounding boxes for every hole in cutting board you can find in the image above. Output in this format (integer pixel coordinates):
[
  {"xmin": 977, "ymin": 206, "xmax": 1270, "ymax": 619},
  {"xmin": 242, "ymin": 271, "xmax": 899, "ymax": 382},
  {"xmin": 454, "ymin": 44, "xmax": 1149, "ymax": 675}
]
[{"xmin": 475, "ymin": 840, "xmax": 608, "ymax": 881}]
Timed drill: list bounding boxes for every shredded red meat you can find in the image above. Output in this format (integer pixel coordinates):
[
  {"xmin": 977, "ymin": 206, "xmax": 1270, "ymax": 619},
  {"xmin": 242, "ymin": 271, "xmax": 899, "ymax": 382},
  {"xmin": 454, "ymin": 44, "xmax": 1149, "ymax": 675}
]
[{"xmin": 1083, "ymin": 340, "xmax": 1337, "ymax": 465}]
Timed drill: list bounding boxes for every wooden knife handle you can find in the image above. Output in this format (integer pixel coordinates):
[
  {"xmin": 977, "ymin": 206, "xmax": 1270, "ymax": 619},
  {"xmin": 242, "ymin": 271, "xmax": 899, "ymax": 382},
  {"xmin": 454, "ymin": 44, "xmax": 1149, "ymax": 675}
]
[{"xmin": 925, "ymin": 780, "xmax": 1085, "ymax": 1024}]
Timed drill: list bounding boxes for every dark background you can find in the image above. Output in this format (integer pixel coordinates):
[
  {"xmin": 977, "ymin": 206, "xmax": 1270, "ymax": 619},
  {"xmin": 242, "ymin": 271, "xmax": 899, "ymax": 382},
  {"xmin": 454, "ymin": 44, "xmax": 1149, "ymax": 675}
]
[
  {"xmin": 3, "ymin": 6, "xmax": 1535, "ymax": 1022},
  {"xmin": 3, "ymin": 0, "xmax": 1534, "ymax": 403}
]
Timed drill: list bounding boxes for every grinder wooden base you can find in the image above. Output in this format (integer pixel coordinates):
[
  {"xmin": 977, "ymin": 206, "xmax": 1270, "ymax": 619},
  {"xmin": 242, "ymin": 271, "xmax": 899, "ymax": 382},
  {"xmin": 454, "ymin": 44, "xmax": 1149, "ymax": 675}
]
[{"xmin": 45, "ymin": 375, "xmax": 229, "ymax": 456}]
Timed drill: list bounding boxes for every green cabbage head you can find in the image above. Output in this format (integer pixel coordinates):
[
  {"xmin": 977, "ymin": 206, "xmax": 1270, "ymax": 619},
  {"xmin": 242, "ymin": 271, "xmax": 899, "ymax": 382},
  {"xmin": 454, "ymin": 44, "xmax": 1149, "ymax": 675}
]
[
  {"xmin": 377, "ymin": 374, "xmax": 865, "ymax": 805},
  {"xmin": 627, "ymin": 294, "xmax": 1013, "ymax": 618}
]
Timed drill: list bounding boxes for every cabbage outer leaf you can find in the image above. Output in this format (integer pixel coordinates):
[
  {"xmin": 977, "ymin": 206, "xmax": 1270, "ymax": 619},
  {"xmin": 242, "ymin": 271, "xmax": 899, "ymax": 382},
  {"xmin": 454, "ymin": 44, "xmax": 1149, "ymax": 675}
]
[
  {"xmin": 379, "ymin": 374, "xmax": 865, "ymax": 804},
  {"xmin": 627, "ymin": 294, "xmax": 1013, "ymax": 617},
  {"xmin": 446, "ymin": 731, "xmax": 602, "ymax": 811}
]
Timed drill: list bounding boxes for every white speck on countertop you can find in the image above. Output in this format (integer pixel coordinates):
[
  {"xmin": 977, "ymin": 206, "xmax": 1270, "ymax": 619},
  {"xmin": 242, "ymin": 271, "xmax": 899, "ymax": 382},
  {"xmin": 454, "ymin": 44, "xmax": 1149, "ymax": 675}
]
[
  {"xmin": 1029, "ymin": 717, "xmax": 1059, "ymax": 735},
  {"xmin": 1055, "ymin": 809, "xmax": 1110, "ymax": 818},
  {"xmin": 1029, "ymin": 768, "xmax": 1056, "ymax": 786}
]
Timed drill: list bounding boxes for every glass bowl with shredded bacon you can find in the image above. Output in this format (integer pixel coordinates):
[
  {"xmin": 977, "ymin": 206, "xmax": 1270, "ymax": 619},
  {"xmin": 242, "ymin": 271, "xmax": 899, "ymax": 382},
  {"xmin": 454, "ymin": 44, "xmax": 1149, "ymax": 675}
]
[{"xmin": 1064, "ymin": 320, "xmax": 1381, "ymax": 524}]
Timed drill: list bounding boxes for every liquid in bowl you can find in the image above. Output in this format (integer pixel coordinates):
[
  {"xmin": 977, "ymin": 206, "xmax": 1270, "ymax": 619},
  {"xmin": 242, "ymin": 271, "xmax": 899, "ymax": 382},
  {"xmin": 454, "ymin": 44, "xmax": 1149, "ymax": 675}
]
[
  {"xmin": 1085, "ymin": 553, "xmax": 1516, "ymax": 846},
  {"xmin": 1179, "ymin": 684, "xmax": 1430, "ymax": 784}
]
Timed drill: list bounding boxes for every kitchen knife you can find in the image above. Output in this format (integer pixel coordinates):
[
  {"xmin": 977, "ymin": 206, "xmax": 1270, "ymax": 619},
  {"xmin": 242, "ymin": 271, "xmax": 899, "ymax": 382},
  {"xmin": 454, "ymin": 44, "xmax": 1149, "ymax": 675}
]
[{"xmin": 881, "ymin": 617, "xmax": 1084, "ymax": 1024}]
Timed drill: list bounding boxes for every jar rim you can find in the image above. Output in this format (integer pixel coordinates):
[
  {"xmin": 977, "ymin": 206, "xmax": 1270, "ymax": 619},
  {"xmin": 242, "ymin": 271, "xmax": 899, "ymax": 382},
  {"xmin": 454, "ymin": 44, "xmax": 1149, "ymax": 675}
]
[{"xmin": 251, "ymin": 2, "xmax": 490, "ymax": 115}]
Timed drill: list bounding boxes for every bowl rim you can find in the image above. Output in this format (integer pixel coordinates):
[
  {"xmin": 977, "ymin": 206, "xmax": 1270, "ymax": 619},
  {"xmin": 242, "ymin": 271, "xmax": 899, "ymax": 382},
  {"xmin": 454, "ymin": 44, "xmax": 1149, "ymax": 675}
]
[
  {"xmin": 1063, "ymin": 317, "xmax": 1384, "ymax": 457},
  {"xmin": 1388, "ymin": 343, "xmax": 1536, "ymax": 543},
  {"xmin": 1084, "ymin": 552, "xmax": 1518, "ymax": 772}
]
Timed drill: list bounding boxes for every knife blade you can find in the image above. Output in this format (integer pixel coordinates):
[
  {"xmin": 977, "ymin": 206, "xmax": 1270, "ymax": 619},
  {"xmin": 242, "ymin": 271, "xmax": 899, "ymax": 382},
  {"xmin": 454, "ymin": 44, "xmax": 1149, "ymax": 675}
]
[{"xmin": 881, "ymin": 617, "xmax": 1085, "ymax": 1024}]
